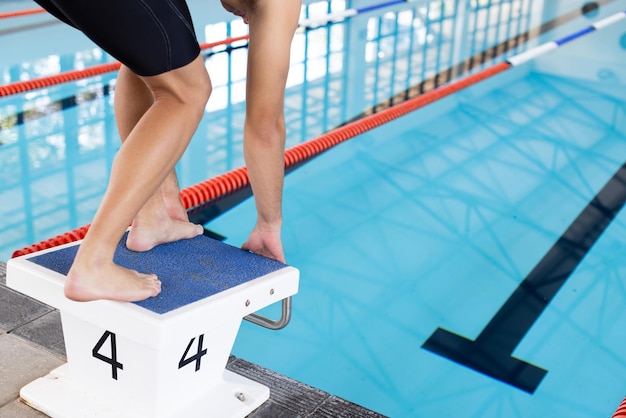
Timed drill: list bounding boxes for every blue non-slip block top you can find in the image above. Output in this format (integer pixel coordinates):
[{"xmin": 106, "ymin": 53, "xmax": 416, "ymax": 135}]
[{"xmin": 27, "ymin": 233, "xmax": 287, "ymax": 314}]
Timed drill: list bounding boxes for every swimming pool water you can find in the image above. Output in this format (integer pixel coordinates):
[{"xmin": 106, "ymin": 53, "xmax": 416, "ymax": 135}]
[{"xmin": 215, "ymin": 17, "xmax": 626, "ymax": 418}]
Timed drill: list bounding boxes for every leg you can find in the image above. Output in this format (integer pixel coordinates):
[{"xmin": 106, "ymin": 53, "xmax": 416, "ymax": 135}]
[
  {"xmin": 64, "ymin": 55, "xmax": 211, "ymax": 302},
  {"xmin": 113, "ymin": 65, "xmax": 202, "ymax": 252}
]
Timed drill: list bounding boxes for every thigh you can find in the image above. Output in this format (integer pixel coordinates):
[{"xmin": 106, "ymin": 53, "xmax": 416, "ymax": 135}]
[{"xmin": 34, "ymin": 0, "xmax": 200, "ymax": 76}]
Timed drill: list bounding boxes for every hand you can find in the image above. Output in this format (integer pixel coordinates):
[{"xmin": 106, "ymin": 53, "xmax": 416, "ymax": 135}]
[{"xmin": 242, "ymin": 225, "xmax": 285, "ymax": 264}]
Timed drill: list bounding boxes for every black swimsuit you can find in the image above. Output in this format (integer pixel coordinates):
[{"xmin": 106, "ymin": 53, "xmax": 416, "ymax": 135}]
[{"xmin": 34, "ymin": 0, "xmax": 201, "ymax": 76}]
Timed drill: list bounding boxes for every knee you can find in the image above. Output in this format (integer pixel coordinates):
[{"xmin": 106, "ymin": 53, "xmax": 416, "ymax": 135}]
[
  {"xmin": 193, "ymin": 70, "xmax": 212, "ymax": 107},
  {"xmin": 183, "ymin": 70, "xmax": 211, "ymax": 111},
  {"xmin": 148, "ymin": 60, "xmax": 212, "ymax": 111}
]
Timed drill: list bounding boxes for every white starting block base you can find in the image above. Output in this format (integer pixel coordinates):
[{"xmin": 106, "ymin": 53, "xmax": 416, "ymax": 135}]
[
  {"xmin": 21, "ymin": 365, "xmax": 268, "ymax": 418},
  {"xmin": 7, "ymin": 234, "xmax": 299, "ymax": 418}
]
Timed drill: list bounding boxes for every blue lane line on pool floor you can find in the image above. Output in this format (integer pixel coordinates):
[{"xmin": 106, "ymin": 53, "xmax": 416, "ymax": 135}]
[
  {"xmin": 422, "ymin": 10, "xmax": 626, "ymax": 393},
  {"xmin": 422, "ymin": 162, "xmax": 626, "ymax": 393}
]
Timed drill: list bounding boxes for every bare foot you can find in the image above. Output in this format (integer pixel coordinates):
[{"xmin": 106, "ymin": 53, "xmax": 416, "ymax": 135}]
[
  {"xmin": 126, "ymin": 217, "xmax": 204, "ymax": 252},
  {"xmin": 64, "ymin": 262, "xmax": 161, "ymax": 302}
]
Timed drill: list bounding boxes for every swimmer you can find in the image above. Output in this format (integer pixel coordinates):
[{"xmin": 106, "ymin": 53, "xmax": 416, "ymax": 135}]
[{"xmin": 33, "ymin": 0, "xmax": 301, "ymax": 302}]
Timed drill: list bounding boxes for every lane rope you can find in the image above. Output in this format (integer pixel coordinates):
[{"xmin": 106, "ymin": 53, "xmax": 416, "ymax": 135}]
[
  {"xmin": 507, "ymin": 10, "xmax": 626, "ymax": 66},
  {"xmin": 298, "ymin": 0, "xmax": 418, "ymax": 28},
  {"xmin": 2, "ymin": 0, "xmax": 410, "ymax": 25},
  {"xmin": 0, "ymin": 35, "xmax": 249, "ymax": 97},
  {"xmin": 1, "ymin": 0, "xmax": 420, "ymax": 95},
  {"xmin": 613, "ymin": 397, "xmax": 626, "ymax": 418},
  {"xmin": 0, "ymin": 8, "xmax": 45, "ymax": 19},
  {"xmin": 3, "ymin": 6, "xmax": 623, "ymax": 96}
]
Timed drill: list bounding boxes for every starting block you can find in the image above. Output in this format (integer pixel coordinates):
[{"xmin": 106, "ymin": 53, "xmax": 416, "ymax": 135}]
[{"xmin": 6, "ymin": 233, "xmax": 299, "ymax": 418}]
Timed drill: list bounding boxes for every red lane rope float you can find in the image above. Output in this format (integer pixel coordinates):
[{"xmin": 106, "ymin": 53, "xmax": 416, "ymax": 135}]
[
  {"xmin": 283, "ymin": 62, "xmax": 511, "ymax": 168},
  {"xmin": 11, "ymin": 61, "xmax": 511, "ymax": 258},
  {"xmin": 0, "ymin": 35, "xmax": 249, "ymax": 98},
  {"xmin": 614, "ymin": 398, "xmax": 626, "ymax": 418},
  {"xmin": 0, "ymin": 62, "xmax": 122, "ymax": 97},
  {"xmin": 12, "ymin": 225, "xmax": 90, "ymax": 257},
  {"xmin": 0, "ymin": 8, "xmax": 46, "ymax": 19}
]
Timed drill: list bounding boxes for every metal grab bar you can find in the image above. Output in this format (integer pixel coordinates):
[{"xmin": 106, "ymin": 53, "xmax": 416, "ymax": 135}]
[{"xmin": 244, "ymin": 297, "xmax": 292, "ymax": 330}]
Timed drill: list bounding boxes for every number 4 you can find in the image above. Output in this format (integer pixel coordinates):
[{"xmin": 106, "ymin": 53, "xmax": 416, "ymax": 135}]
[
  {"xmin": 179, "ymin": 334, "xmax": 207, "ymax": 372},
  {"xmin": 92, "ymin": 330, "xmax": 124, "ymax": 380}
]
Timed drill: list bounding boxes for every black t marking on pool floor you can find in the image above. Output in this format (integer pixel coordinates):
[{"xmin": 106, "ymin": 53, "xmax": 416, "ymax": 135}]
[{"xmin": 422, "ymin": 162, "xmax": 626, "ymax": 393}]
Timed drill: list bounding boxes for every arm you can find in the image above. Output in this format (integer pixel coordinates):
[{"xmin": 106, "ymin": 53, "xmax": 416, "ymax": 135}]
[{"xmin": 225, "ymin": 0, "xmax": 301, "ymax": 262}]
